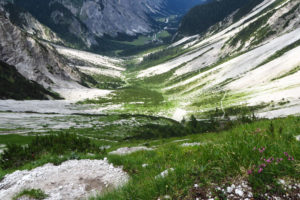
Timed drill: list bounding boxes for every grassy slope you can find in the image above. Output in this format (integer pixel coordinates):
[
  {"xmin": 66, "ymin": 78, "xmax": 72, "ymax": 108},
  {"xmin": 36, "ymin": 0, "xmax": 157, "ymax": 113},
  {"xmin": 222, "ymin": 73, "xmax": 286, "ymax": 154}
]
[
  {"xmin": 98, "ymin": 116, "xmax": 300, "ymax": 199},
  {"xmin": 0, "ymin": 116, "xmax": 299, "ymax": 199}
]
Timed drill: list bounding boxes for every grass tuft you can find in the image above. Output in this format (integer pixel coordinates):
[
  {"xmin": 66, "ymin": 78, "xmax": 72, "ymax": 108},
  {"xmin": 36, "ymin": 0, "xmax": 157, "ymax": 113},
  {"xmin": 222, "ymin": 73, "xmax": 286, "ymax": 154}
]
[{"xmin": 13, "ymin": 189, "xmax": 48, "ymax": 200}]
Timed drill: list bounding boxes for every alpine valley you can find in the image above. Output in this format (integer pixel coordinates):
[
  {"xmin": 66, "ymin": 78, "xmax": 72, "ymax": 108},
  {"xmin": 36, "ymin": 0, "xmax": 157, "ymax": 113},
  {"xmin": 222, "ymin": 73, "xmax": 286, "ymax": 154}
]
[{"xmin": 0, "ymin": 0, "xmax": 299, "ymax": 200}]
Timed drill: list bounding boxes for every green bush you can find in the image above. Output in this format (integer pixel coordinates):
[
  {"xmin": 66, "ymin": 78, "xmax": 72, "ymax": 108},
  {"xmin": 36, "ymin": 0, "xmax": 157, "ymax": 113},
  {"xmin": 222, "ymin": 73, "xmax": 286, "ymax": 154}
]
[{"xmin": 0, "ymin": 133, "xmax": 102, "ymax": 169}]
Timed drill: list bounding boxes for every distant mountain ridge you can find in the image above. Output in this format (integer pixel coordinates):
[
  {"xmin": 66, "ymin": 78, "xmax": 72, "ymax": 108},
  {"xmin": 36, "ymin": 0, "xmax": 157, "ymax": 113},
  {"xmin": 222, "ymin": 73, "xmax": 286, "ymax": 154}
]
[{"xmin": 7, "ymin": 0, "xmax": 207, "ymax": 51}]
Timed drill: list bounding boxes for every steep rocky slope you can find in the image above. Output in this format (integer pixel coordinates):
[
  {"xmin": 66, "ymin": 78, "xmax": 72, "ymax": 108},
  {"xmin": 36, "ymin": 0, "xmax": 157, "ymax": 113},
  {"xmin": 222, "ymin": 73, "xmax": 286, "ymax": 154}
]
[
  {"xmin": 0, "ymin": 60, "xmax": 61, "ymax": 100},
  {"xmin": 0, "ymin": 5, "xmax": 112, "ymax": 100},
  {"xmin": 0, "ymin": 10, "xmax": 79, "ymax": 88}
]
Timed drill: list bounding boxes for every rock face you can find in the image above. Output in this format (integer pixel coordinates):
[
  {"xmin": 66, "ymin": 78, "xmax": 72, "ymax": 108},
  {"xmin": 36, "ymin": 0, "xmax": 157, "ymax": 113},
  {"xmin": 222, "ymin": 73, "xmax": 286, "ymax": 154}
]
[
  {"xmin": 2, "ymin": 2, "xmax": 63, "ymax": 44},
  {"xmin": 0, "ymin": 6, "xmax": 83, "ymax": 92}
]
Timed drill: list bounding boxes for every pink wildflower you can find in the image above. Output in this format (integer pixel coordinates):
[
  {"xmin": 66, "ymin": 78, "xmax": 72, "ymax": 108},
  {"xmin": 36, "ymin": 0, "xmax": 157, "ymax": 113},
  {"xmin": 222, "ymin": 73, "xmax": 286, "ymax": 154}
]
[
  {"xmin": 258, "ymin": 168, "xmax": 263, "ymax": 173},
  {"xmin": 266, "ymin": 159, "xmax": 271, "ymax": 163},
  {"xmin": 253, "ymin": 147, "xmax": 256, "ymax": 151},
  {"xmin": 248, "ymin": 170, "xmax": 252, "ymax": 175},
  {"xmin": 259, "ymin": 147, "xmax": 266, "ymax": 153}
]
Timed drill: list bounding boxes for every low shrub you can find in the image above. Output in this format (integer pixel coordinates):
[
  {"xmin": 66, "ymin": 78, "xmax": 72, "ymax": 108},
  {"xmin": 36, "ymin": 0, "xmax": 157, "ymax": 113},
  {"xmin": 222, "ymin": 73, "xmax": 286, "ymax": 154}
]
[{"xmin": 0, "ymin": 133, "xmax": 102, "ymax": 169}]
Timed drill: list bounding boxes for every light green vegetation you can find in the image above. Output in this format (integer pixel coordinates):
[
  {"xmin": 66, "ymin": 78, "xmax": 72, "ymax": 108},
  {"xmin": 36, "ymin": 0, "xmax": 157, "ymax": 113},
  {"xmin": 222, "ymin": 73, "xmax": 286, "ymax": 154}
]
[
  {"xmin": 78, "ymin": 85, "xmax": 176, "ymax": 116},
  {"xmin": 120, "ymin": 36, "xmax": 153, "ymax": 46},
  {"xmin": 272, "ymin": 66, "xmax": 300, "ymax": 81},
  {"xmin": 87, "ymin": 73, "xmax": 126, "ymax": 89},
  {"xmin": 13, "ymin": 189, "xmax": 48, "ymax": 200}
]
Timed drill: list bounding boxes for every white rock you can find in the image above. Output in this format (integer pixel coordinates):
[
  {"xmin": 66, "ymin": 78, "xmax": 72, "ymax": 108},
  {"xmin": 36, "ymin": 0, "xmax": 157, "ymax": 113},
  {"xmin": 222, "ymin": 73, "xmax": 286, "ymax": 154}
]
[
  {"xmin": 227, "ymin": 186, "xmax": 234, "ymax": 193},
  {"xmin": 155, "ymin": 168, "xmax": 174, "ymax": 179},
  {"xmin": 248, "ymin": 192, "xmax": 253, "ymax": 197},
  {"xmin": 0, "ymin": 159, "xmax": 129, "ymax": 200},
  {"xmin": 235, "ymin": 188, "xmax": 244, "ymax": 196},
  {"xmin": 181, "ymin": 142, "xmax": 202, "ymax": 147},
  {"xmin": 142, "ymin": 164, "xmax": 149, "ymax": 168},
  {"xmin": 109, "ymin": 146, "xmax": 153, "ymax": 155}
]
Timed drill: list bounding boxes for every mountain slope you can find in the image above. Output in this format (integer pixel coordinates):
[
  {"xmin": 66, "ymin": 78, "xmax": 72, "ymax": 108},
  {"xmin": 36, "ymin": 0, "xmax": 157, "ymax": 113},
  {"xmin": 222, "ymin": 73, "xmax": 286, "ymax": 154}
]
[
  {"xmin": 0, "ymin": 6, "xmax": 114, "ymax": 100},
  {"xmin": 100, "ymin": 0, "xmax": 300, "ymax": 120},
  {"xmin": 0, "ymin": 60, "xmax": 61, "ymax": 100},
  {"xmin": 178, "ymin": 0, "xmax": 264, "ymax": 36}
]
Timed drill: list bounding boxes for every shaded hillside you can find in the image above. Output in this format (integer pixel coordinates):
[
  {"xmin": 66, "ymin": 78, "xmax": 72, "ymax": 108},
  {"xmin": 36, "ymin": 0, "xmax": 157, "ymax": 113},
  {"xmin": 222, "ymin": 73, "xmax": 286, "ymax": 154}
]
[
  {"xmin": 0, "ymin": 61, "xmax": 61, "ymax": 100},
  {"xmin": 178, "ymin": 0, "xmax": 263, "ymax": 35}
]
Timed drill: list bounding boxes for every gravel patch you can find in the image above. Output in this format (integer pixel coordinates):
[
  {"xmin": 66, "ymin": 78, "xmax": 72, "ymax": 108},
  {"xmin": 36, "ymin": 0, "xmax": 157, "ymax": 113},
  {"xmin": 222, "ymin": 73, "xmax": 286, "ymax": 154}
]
[
  {"xmin": 181, "ymin": 142, "xmax": 202, "ymax": 147},
  {"xmin": 191, "ymin": 179, "xmax": 300, "ymax": 200},
  {"xmin": 0, "ymin": 159, "xmax": 128, "ymax": 200},
  {"xmin": 109, "ymin": 146, "xmax": 153, "ymax": 155},
  {"xmin": 171, "ymin": 139, "xmax": 190, "ymax": 143}
]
